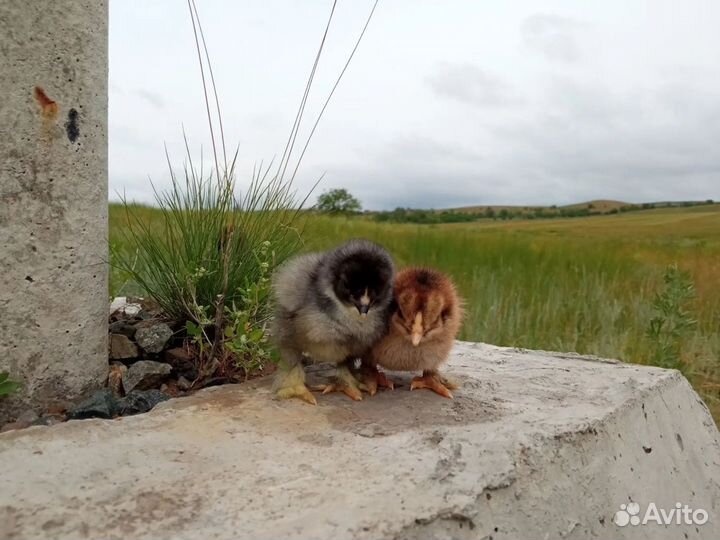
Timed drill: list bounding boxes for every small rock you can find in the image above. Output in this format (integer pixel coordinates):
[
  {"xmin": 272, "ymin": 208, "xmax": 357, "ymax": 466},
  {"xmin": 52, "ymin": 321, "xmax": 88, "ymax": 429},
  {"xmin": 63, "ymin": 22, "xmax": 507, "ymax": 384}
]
[
  {"xmin": 161, "ymin": 380, "xmax": 181, "ymax": 397},
  {"xmin": 122, "ymin": 360, "xmax": 172, "ymax": 393},
  {"xmin": 163, "ymin": 347, "xmax": 195, "ymax": 374},
  {"xmin": 117, "ymin": 390, "xmax": 170, "ymax": 416},
  {"xmin": 177, "ymin": 376, "xmax": 193, "ymax": 391},
  {"xmin": 138, "ymin": 297, "xmax": 162, "ymax": 315},
  {"xmin": 135, "ymin": 323, "xmax": 173, "ymax": 354},
  {"xmin": 109, "ymin": 334, "xmax": 139, "ymax": 360},
  {"xmin": 46, "ymin": 399, "xmax": 74, "ymax": 416},
  {"xmin": 16, "ymin": 409, "xmax": 39, "ymax": 425},
  {"xmin": 32, "ymin": 415, "xmax": 64, "ymax": 427},
  {"xmin": 110, "ymin": 297, "xmax": 142, "ymax": 318},
  {"xmin": 123, "ymin": 304, "xmax": 142, "ymax": 317},
  {"xmin": 110, "ymin": 296, "xmax": 127, "ymax": 313},
  {"xmin": 108, "ymin": 363, "xmax": 127, "ymax": 396},
  {"xmin": 1, "ymin": 421, "xmax": 30, "ymax": 433},
  {"xmin": 108, "ymin": 320, "xmax": 137, "ymax": 338},
  {"xmin": 67, "ymin": 389, "xmax": 119, "ymax": 420}
]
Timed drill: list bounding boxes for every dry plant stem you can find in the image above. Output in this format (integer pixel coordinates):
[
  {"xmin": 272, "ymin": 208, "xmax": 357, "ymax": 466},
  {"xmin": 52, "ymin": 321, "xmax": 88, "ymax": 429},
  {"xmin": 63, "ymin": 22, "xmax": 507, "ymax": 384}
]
[
  {"xmin": 208, "ymin": 218, "xmax": 234, "ymax": 363},
  {"xmin": 288, "ymin": 0, "xmax": 380, "ymax": 182},
  {"xmin": 190, "ymin": 0, "xmax": 227, "ymax": 172},
  {"xmin": 208, "ymin": 293, "xmax": 225, "ymax": 363},
  {"xmin": 187, "ymin": 0, "xmax": 221, "ymax": 181},
  {"xmin": 277, "ymin": 1, "xmax": 338, "ymax": 183}
]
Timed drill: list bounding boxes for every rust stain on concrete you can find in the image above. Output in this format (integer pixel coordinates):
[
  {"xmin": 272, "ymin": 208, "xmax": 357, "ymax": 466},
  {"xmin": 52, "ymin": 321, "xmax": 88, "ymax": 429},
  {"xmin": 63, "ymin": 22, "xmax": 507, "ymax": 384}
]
[{"xmin": 33, "ymin": 86, "xmax": 58, "ymax": 118}]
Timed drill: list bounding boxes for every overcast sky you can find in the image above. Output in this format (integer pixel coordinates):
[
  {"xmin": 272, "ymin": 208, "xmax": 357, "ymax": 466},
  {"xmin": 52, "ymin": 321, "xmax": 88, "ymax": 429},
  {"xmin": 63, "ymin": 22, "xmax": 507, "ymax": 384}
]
[{"xmin": 110, "ymin": 0, "xmax": 720, "ymax": 210}]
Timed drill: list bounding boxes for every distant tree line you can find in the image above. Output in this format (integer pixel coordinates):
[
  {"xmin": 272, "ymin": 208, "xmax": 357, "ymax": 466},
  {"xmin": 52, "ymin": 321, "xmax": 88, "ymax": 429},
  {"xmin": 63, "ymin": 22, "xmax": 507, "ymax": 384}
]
[
  {"xmin": 374, "ymin": 208, "xmax": 478, "ymax": 224},
  {"xmin": 315, "ymin": 188, "xmax": 715, "ymax": 223},
  {"xmin": 370, "ymin": 199, "xmax": 716, "ymax": 224}
]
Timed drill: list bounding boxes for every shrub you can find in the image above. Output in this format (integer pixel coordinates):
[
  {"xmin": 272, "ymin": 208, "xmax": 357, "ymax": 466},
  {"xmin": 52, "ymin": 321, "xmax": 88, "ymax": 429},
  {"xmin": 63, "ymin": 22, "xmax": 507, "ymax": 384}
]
[
  {"xmin": 646, "ymin": 264, "xmax": 697, "ymax": 370},
  {"xmin": 116, "ymin": 154, "xmax": 302, "ymax": 317}
]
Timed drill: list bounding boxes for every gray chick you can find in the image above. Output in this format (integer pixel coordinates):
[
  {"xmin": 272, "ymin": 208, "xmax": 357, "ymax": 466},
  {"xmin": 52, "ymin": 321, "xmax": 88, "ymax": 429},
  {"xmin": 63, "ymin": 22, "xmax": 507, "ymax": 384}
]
[{"xmin": 270, "ymin": 239, "xmax": 395, "ymax": 404}]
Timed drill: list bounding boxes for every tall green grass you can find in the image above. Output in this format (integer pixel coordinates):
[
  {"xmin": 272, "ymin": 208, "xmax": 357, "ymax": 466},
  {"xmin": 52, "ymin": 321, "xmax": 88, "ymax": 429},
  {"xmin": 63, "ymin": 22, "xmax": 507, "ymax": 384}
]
[
  {"xmin": 110, "ymin": 207, "xmax": 720, "ymax": 418},
  {"xmin": 298, "ymin": 213, "xmax": 720, "ymax": 420},
  {"xmin": 112, "ymin": 158, "xmax": 305, "ymax": 322}
]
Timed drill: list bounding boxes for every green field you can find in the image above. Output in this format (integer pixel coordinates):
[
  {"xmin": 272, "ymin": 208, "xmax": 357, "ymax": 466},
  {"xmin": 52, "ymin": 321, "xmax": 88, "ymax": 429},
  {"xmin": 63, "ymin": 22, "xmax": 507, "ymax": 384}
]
[{"xmin": 110, "ymin": 203, "xmax": 720, "ymax": 420}]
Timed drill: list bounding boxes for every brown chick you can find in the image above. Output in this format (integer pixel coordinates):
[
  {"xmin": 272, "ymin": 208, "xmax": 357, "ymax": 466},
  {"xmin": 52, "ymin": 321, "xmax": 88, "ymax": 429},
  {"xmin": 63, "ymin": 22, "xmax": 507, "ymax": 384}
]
[{"xmin": 364, "ymin": 267, "xmax": 464, "ymax": 398}]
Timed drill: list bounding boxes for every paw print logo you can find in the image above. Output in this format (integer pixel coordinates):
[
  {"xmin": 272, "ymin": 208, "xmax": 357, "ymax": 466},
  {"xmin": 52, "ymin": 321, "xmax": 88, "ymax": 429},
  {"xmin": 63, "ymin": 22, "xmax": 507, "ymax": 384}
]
[{"xmin": 614, "ymin": 502, "xmax": 641, "ymax": 526}]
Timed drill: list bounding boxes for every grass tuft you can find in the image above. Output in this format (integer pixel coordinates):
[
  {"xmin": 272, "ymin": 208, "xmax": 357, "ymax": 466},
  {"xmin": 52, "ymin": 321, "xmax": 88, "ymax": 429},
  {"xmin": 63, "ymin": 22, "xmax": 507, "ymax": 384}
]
[{"xmin": 112, "ymin": 147, "xmax": 303, "ymax": 324}]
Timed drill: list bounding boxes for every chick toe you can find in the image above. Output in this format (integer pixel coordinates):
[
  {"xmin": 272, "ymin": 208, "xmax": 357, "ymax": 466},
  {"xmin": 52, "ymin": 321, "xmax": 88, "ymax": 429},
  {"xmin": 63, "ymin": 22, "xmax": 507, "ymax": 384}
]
[
  {"xmin": 359, "ymin": 365, "xmax": 395, "ymax": 395},
  {"xmin": 410, "ymin": 371, "xmax": 454, "ymax": 399},
  {"xmin": 311, "ymin": 364, "xmax": 367, "ymax": 401},
  {"xmin": 361, "ymin": 376, "xmax": 378, "ymax": 397},
  {"xmin": 376, "ymin": 371, "xmax": 395, "ymax": 391},
  {"xmin": 438, "ymin": 374, "xmax": 459, "ymax": 391},
  {"xmin": 276, "ymin": 383, "xmax": 318, "ymax": 405},
  {"xmin": 312, "ymin": 382, "xmax": 363, "ymax": 401},
  {"xmin": 273, "ymin": 363, "xmax": 317, "ymax": 405}
]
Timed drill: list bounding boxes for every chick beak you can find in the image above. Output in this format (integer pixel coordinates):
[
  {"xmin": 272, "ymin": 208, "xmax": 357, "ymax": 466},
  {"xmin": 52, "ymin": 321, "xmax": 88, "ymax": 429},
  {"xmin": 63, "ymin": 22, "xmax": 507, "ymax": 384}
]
[
  {"xmin": 411, "ymin": 312, "xmax": 423, "ymax": 346},
  {"xmin": 358, "ymin": 289, "xmax": 370, "ymax": 318}
]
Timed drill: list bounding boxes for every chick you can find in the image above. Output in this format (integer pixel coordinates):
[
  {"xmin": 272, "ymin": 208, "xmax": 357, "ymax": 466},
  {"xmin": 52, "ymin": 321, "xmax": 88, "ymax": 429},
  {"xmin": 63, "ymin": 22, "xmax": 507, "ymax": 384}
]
[
  {"xmin": 270, "ymin": 239, "xmax": 394, "ymax": 404},
  {"xmin": 365, "ymin": 267, "xmax": 463, "ymax": 398}
]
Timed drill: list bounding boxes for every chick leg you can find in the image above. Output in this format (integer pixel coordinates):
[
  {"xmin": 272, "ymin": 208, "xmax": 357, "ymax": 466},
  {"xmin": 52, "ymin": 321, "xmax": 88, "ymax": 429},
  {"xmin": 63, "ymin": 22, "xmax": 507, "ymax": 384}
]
[
  {"xmin": 313, "ymin": 360, "xmax": 367, "ymax": 401},
  {"xmin": 272, "ymin": 351, "xmax": 317, "ymax": 405},
  {"xmin": 358, "ymin": 359, "xmax": 395, "ymax": 396},
  {"xmin": 410, "ymin": 370, "xmax": 458, "ymax": 399}
]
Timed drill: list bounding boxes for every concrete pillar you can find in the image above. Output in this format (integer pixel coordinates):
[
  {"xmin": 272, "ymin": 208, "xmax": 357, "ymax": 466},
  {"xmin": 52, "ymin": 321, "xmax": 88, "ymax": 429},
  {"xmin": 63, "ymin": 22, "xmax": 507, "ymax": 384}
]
[{"xmin": 0, "ymin": 1, "xmax": 108, "ymax": 422}]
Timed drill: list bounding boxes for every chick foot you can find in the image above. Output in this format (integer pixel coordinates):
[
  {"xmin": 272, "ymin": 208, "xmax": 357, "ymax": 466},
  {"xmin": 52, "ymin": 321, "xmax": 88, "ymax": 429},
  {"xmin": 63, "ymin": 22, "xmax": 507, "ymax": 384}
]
[
  {"xmin": 410, "ymin": 371, "xmax": 458, "ymax": 399},
  {"xmin": 276, "ymin": 383, "xmax": 318, "ymax": 405},
  {"xmin": 273, "ymin": 363, "xmax": 317, "ymax": 405},
  {"xmin": 312, "ymin": 364, "xmax": 368, "ymax": 401},
  {"xmin": 359, "ymin": 364, "xmax": 395, "ymax": 396}
]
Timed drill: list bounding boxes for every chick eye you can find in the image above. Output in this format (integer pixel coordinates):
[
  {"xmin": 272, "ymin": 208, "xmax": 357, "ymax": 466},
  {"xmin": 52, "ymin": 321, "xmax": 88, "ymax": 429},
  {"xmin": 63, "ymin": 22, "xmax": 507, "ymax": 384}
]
[{"xmin": 423, "ymin": 318, "xmax": 442, "ymax": 334}]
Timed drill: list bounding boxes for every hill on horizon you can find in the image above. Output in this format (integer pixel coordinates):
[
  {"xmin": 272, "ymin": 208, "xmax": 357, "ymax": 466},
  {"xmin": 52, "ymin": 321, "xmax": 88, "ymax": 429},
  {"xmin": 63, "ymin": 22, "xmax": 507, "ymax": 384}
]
[{"xmin": 440, "ymin": 198, "xmax": 716, "ymax": 215}]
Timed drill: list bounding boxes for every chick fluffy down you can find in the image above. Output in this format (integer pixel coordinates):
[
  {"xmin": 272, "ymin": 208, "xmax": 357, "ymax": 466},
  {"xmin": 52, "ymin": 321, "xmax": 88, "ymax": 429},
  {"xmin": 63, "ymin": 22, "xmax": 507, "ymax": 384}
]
[
  {"xmin": 370, "ymin": 267, "xmax": 463, "ymax": 372},
  {"xmin": 270, "ymin": 240, "xmax": 394, "ymax": 365}
]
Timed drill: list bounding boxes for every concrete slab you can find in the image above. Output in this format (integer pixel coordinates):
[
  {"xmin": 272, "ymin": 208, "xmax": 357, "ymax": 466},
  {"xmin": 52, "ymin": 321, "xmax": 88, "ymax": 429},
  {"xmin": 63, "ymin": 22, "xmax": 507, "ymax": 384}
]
[{"xmin": 1, "ymin": 342, "xmax": 718, "ymax": 539}]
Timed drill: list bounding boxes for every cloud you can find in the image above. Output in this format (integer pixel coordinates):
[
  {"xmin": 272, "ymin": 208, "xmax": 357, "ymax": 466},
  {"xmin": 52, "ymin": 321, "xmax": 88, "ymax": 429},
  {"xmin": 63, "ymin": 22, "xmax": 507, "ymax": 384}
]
[
  {"xmin": 522, "ymin": 14, "xmax": 587, "ymax": 63},
  {"xmin": 135, "ymin": 89, "xmax": 166, "ymax": 109},
  {"xmin": 326, "ymin": 75, "xmax": 720, "ymax": 209},
  {"xmin": 425, "ymin": 63, "xmax": 518, "ymax": 108},
  {"xmin": 485, "ymin": 77, "xmax": 720, "ymax": 202},
  {"xmin": 326, "ymin": 136, "xmax": 511, "ymax": 209},
  {"xmin": 108, "ymin": 2, "xmax": 720, "ymax": 209}
]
